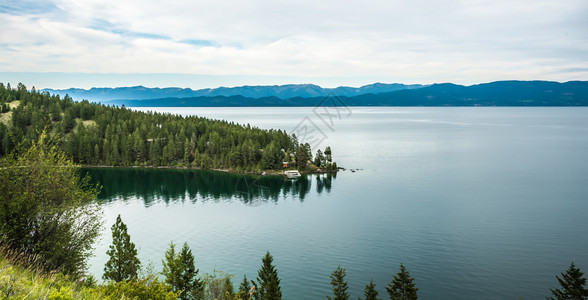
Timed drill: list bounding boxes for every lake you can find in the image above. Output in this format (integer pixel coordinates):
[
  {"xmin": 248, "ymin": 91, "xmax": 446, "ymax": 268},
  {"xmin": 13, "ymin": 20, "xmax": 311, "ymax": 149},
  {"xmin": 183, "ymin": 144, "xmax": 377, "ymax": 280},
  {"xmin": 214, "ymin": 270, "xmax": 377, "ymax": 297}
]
[{"xmin": 85, "ymin": 107, "xmax": 588, "ymax": 299}]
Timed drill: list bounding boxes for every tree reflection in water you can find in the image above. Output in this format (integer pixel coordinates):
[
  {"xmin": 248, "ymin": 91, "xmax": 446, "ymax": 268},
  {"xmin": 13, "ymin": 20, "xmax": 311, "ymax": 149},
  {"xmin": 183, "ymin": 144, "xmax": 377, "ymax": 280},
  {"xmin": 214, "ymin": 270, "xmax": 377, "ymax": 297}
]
[{"xmin": 82, "ymin": 168, "xmax": 336, "ymax": 206}]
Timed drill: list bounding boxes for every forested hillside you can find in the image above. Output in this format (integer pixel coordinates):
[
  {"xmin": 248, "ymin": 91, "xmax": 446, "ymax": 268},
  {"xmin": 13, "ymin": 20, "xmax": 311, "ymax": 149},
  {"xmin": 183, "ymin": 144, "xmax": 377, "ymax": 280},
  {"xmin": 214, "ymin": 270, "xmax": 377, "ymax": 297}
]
[{"xmin": 0, "ymin": 83, "xmax": 331, "ymax": 172}]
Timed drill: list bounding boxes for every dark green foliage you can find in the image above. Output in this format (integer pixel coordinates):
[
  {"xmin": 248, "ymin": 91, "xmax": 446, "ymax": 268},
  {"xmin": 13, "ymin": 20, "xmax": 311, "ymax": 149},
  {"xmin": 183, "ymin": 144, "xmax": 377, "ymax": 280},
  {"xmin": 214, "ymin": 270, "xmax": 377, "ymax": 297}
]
[
  {"xmin": 1, "ymin": 126, "xmax": 23, "ymax": 161},
  {"xmin": 0, "ymin": 123, "xmax": 7, "ymax": 155},
  {"xmin": 0, "ymin": 83, "xmax": 339, "ymax": 171},
  {"xmin": 83, "ymin": 275, "xmax": 98, "ymax": 288},
  {"xmin": 296, "ymin": 143, "xmax": 312, "ymax": 170},
  {"xmin": 324, "ymin": 146, "xmax": 332, "ymax": 163},
  {"xmin": 386, "ymin": 263, "xmax": 418, "ymax": 300},
  {"xmin": 362, "ymin": 279, "xmax": 381, "ymax": 300},
  {"xmin": 162, "ymin": 241, "xmax": 204, "ymax": 300},
  {"xmin": 50, "ymin": 101, "xmax": 62, "ymax": 121},
  {"xmin": 238, "ymin": 274, "xmax": 252, "ymax": 298},
  {"xmin": 323, "ymin": 146, "xmax": 337, "ymax": 171},
  {"xmin": 103, "ymin": 214, "xmax": 141, "ymax": 282},
  {"xmin": 261, "ymin": 141, "xmax": 282, "ymax": 170},
  {"xmin": 62, "ymin": 108, "xmax": 76, "ymax": 133},
  {"xmin": 253, "ymin": 251, "xmax": 282, "ymax": 300},
  {"xmin": 315, "ymin": 149, "xmax": 325, "ymax": 168},
  {"xmin": 0, "ymin": 133, "xmax": 102, "ymax": 277},
  {"xmin": 224, "ymin": 276, "xmax": 235, "ymax": 300},
  {"xmin": 548, "ymin": 262, "xmax": 588, "ymax": 300},
  {"xmin": 327, "ymin": 265, "xmax": 349, "ymax": 300}
]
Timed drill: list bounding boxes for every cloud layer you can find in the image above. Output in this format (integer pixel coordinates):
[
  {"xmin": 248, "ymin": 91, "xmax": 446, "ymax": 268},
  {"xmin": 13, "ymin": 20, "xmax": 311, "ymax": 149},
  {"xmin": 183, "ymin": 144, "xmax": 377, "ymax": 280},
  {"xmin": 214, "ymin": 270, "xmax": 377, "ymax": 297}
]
[{"xmin": 1, "ymin": 0, "xmax": 587, "ymax": 87}]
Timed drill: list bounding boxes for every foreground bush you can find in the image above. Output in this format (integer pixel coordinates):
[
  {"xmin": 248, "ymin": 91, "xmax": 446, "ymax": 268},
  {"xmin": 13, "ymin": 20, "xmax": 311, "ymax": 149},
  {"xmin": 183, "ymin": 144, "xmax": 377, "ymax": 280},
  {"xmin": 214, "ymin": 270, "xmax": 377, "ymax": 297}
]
[
  {"xmin": 0, "ymin": 133, "xmax": 102, "ymax": 277},
  {"xmin": 99, "ymin": 275, "xmax": 179, "ymax": 299},
  {"xmin": 0, "ymin": 248, "xmax": 178, "ymax": 300}
]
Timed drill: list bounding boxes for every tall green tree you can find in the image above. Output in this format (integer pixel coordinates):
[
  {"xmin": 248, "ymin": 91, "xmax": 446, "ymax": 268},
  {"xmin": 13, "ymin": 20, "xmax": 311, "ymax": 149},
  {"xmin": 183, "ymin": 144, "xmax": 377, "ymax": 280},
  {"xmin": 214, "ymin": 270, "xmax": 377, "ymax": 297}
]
[
  {"xmin": 315, "ymin": 149, "xmax": 325, "ymax": 168},
  {"xmin": 0, "ymin": 133, "xmax": 102, "ymax": 277},
  {"xmin": 362, "ymin": 279, "xmax": 381, "ymax": 300},
  {"xmin": 327, "ymin": 265, "xmax": 349, "ymax": 300},
  {"xmin": 548, "ymin": 262, "xmax": 588, "ymax": 300},
  {"xmin": 50, "ymin": 101, "xmax": 62, "ymax": 121},
  {"xmin": 162, "ymin": 241, "xmax": 204, "ymax": 300},
  {"xmin": 103, "ymin": 214, "xmax": 141, "ymax": 282},
  {"xmin": 238, "ymin": 274, "xmax": 252, "ymax": 299},
  {"xmin": 223, "ymin": 276, "xmax": 235, "ymax": 300},
  {"xmin": 253, "ymin": 251, "xmax": 282, "ymax": 300},
  {"xmin": 62, "ymin": 107, "xmax": 76, "ymax": 133},
  {"xmin": 296, "ymin": 143, "xmax": 311, "ymax": 170},
  {"xmin": 386, "ymin": 263, "xmax": 418, "ymax": 300},
  {"xmin": 324, "ymin": 146, "xmax": 332, "ymax": 163}
]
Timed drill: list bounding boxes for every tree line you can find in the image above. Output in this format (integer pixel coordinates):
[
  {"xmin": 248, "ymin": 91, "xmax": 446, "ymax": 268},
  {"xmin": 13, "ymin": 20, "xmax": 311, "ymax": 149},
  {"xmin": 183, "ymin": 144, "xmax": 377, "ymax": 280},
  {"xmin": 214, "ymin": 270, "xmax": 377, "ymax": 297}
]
[
  {"xmin": 102, "ymin": 213, "xmax": 420, "ymax": 300},
  {"xmin": 0, "ymin": 83, "xmax": 336, "ymax": 172},
  {"xmin": 102, "ymin": 213, "xmax": 588, "ymax": 300}
]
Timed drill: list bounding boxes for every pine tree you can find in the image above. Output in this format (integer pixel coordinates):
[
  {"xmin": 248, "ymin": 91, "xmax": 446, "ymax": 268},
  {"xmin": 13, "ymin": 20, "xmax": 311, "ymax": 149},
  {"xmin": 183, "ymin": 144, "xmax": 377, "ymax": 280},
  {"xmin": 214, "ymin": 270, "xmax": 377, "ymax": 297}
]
[
  {"xmin": 315, "ymin": 149, "xmax": 325, "ymax": 168},
  {"xmin": 238, "ymin": 274, "xmax": 252, "ymax": 296},
  {"xmin": 386, "ymin": 263, "xmax": 418, "ymax": 300},
  {"xmin": 223, "ymin": 276, "xmax": 235, "ymax": 300},
  {"xmin": 324, "ymin": 146, "xmax": 332, "ymax": 163},
  {"xmin": 103, "ymin": 214, "xmax": 141, "ymax": 282},
  {"xmin": 50, "ymin": 101, "xmax": 61, "ymax": 121},
  {"xmin": 296, "ymin": 144, "xmax": 310, "ymax": 170},
  {"xmin": 162, "ymin": 241, "xmax": 204, "ymax": 300},
  {"xmin": 162, "ymin": 241, "xmax": 179, "ymax": 290},
  {"xmin": 253, "ymin": 251, "xmax": 282, "ymax": 300},
  {"xmin": 93, "ymin": 144, "xmax": 100, "ymax": 165},
  {"xmin": 362, "ymin": 279, "xmax": 381, "ymax": 300},
  {"xmin": 179, "ymin": 243, "xmax": 204, "ymax": 299},
  {"xmin": 548, "ymin": 262, "xmax": 588, "ymax": 300},
  {"xmin": 327, "ymin": 265, "xmax": 349, "ymax": 300},
  {"xmin": 324, "ymin": 146, "xmax": 334, "ymax": 170},
  {"xmin": 62, "ymin": 108, "xmax": 76, "ymax": 133}
]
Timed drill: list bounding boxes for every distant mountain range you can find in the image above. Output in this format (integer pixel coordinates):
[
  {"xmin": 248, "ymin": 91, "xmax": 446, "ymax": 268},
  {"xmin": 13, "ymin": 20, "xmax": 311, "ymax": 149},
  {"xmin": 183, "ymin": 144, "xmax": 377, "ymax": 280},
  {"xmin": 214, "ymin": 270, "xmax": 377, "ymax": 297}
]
[
  {"xmin": 42, "ymin": 81, "xmax": 588, "ymax": 106},
  {"xmin": 43, "ymin": 83, "xmax": 424, "ymax": 102}
]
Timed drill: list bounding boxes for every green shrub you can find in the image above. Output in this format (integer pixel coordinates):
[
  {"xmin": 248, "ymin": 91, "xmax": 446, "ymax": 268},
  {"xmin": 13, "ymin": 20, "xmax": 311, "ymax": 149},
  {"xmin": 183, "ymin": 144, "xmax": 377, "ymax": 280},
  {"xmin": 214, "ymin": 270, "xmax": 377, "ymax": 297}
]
[{"xmin": 99, "ymin": 275, "xmax": 179, "ymax": 300}]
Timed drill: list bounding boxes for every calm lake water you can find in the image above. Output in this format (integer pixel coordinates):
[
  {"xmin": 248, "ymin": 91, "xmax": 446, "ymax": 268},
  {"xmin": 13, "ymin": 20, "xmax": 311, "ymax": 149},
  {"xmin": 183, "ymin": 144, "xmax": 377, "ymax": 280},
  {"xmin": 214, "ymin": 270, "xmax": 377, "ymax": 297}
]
[{"xmin": 85, "ymin": 107, "xmax": 588, "ymax": 299}]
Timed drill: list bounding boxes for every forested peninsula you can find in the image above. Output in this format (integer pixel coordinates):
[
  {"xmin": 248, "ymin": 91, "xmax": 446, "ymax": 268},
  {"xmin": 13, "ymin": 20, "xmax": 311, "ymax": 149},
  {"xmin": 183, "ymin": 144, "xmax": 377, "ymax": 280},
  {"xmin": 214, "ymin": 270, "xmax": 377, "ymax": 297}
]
[{"xmin": 0, "ymin": 83, "xmax": 336, "ymax": 173}]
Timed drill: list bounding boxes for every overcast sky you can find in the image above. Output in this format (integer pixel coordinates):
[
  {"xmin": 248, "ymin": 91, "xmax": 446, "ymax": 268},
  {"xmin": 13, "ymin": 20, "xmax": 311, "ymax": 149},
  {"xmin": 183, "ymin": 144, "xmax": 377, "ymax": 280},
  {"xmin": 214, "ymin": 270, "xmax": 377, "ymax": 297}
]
[{"xmin": 1, "ymin": 0, "xmax": 587, "ymax": 89}]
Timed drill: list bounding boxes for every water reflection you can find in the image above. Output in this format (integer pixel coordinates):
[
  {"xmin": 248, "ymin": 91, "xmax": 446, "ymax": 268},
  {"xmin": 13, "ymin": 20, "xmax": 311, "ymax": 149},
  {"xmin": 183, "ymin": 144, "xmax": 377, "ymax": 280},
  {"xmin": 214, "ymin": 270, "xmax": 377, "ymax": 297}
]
[{"xmin": 82, "ymin": 168, "xmax": 336, "ymax": 206}]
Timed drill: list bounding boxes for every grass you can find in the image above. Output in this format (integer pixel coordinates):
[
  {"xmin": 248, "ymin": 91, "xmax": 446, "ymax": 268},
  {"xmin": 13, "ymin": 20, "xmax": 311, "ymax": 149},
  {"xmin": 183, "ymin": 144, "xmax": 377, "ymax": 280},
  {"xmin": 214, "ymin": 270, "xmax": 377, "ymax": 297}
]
[
  {"xmin": 0, "ymin": 245, "xmax": 179, "ymax": 299},
  {"xmin": 8, "ymin": 101, "xmax": 20, "ymax": 110},
  {"xmin": 0, "ymin": 247, "xmax": 102, "ymax": 300},
  {"xmin": 0, "ymin": 101, "xmax": 20, "ymax": 126},
  {"xmin": 81, "ymin": 120, "xmax": 97, "ymax": 127},
  {"xmin": 0, "ymin": 111, "xmax": 12, "ymax": 126}
]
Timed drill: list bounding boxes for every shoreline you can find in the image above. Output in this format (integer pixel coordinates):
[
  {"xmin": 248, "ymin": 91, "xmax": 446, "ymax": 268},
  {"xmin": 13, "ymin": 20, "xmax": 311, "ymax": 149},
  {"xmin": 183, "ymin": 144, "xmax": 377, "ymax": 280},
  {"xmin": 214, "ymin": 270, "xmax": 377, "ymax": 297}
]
[{"xmin": 79, "ymin": 164, "xmax": 340, "ymax": 177}]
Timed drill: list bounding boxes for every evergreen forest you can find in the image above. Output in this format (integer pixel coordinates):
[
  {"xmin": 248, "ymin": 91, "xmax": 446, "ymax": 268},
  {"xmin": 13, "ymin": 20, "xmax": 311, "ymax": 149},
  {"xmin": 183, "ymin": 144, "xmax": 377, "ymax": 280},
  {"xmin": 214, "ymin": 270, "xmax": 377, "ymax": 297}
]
[{"xmin": 0, "ymin": 83, "xmax": 337, "ymax": 172}]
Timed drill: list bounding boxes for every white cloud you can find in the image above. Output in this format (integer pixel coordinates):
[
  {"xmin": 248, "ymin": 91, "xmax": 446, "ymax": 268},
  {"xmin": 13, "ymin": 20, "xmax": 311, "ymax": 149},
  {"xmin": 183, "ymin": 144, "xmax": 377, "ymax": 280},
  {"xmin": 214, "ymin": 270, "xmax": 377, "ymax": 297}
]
[{"xmin": 0, "ymin": 0, "xmax": 587, "ymax": 87}]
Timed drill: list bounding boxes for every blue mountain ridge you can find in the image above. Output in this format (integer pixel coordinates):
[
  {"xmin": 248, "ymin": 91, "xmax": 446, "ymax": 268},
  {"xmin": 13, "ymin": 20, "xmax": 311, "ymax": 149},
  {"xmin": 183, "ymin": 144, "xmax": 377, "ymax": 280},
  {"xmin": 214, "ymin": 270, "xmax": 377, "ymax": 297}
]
[
  {"xmin": 43, "ymin": 81, "xmax": 588, "ymax": 106},
  {"xmin": 43, "ymin": 83, "xmax": 424, "ymax": 102}
]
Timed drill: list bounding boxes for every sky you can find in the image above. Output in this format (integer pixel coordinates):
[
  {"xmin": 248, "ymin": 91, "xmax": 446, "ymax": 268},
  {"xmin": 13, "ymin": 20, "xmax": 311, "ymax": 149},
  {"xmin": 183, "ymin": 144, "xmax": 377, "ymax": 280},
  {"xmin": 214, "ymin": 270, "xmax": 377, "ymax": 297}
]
[{"xmin": 0, "ymin": 0, "xmax": 587, "ymax": 89}]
